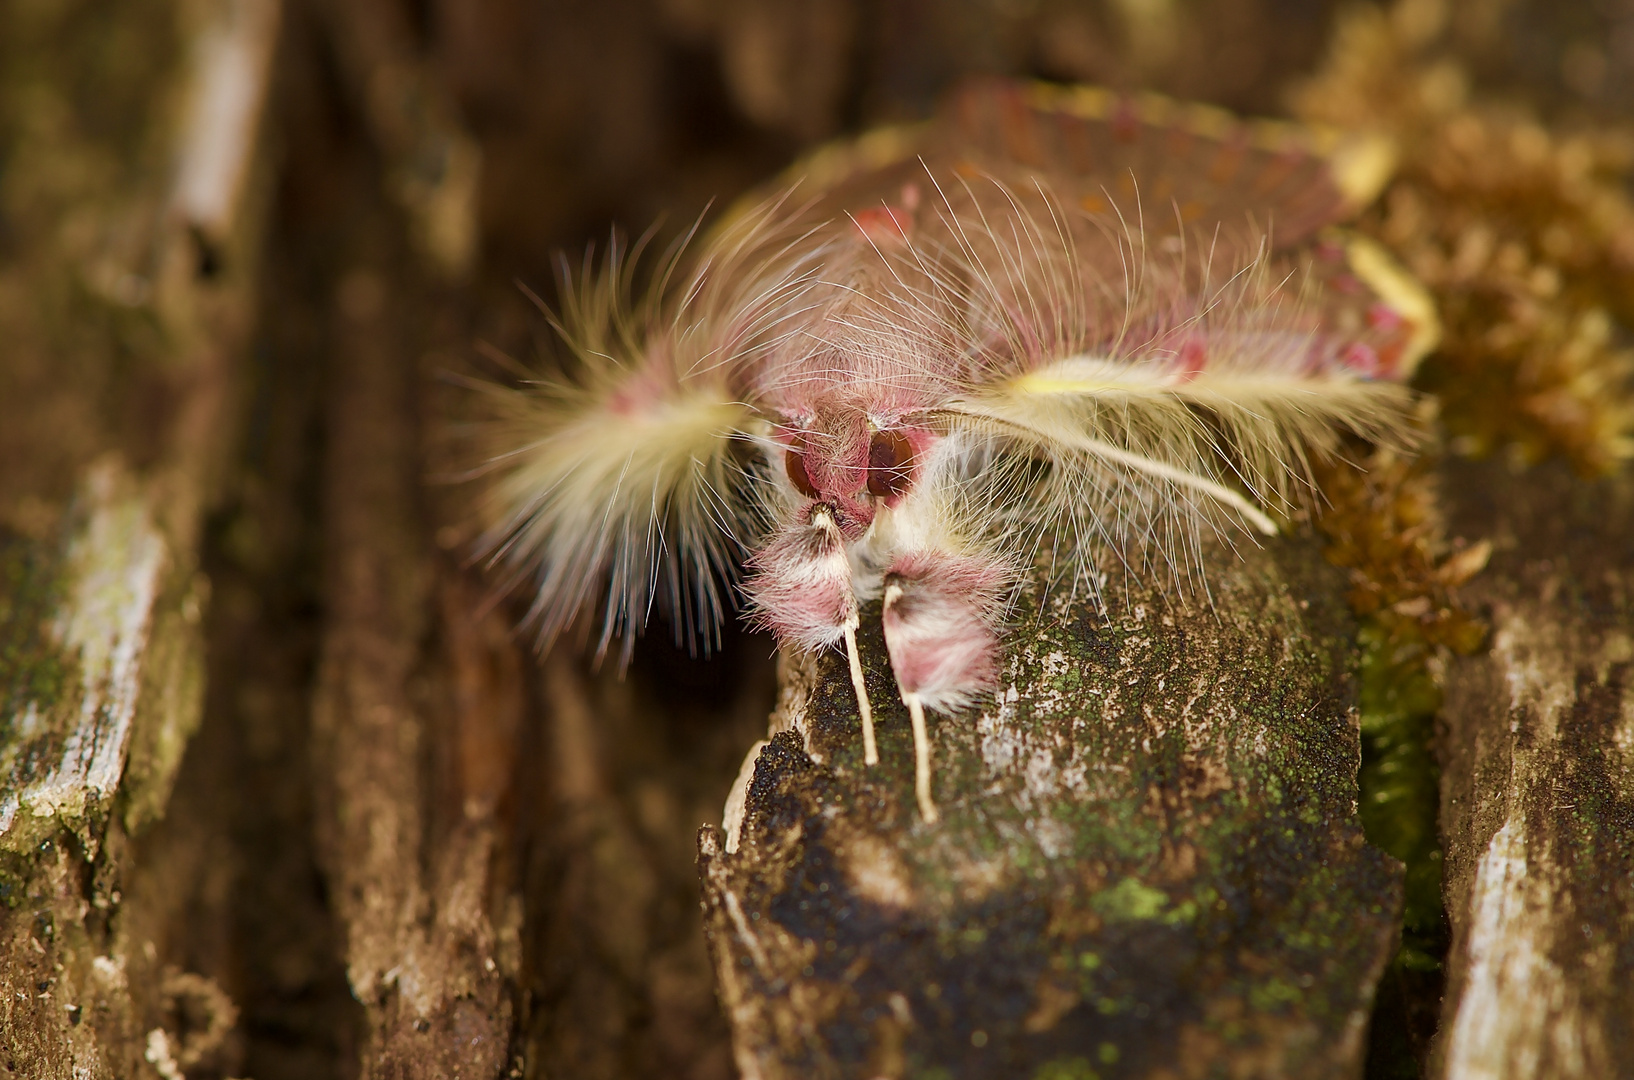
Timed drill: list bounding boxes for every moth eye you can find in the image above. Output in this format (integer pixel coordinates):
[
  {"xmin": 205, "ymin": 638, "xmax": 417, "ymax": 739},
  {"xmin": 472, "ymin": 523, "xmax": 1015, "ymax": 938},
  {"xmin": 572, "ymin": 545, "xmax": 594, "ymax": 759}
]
[
  {"xmin": 867, "ymin": 430, "xmax": 915, "ymax": 498},
  {"xmin": 785, "ymin": 442, "xmax": 820, "ymax": 498}
]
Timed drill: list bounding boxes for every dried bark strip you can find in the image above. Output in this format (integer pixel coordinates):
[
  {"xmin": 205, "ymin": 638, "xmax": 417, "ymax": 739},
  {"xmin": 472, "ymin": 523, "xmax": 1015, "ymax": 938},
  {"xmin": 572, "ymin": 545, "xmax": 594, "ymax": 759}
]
[
  {"xmin": 0, "ymin": 0, "xmax": 278, "ymax": 1073},
  {"xmin": 1434, "ymin": 458, "xmax": 1634, "ymax": 1079},
  {"xmin": 315, "ymin": 0, "xmax": 482, "ymax": 277},
  {"xmin": 701, "ymin": 537, "xmax": 1401, "ymax": 1080},
  {"xmin": 310, "ymin": 249, "xmax": 520, "ymax": 1077},
  {"xmin": 0, "ymin": 463, "xmax": 169, "ymax": 846}
]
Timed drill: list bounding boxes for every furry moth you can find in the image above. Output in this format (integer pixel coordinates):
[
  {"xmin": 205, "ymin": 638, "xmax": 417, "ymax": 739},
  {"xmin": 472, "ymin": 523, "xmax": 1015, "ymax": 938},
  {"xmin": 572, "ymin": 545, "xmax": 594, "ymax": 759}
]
[{"xmin": 478, "ymin": 81, "xmax": 1438, "ymax": 823}]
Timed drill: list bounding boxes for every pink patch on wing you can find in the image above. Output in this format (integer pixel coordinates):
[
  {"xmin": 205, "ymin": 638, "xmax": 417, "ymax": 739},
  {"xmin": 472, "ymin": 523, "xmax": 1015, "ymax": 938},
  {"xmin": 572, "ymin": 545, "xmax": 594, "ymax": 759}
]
[
  {"xmin": 1174, "ymin": 336, "xmax": 1207, "ymax": 382},
  {"xmin": 605, "ymin": 363, "xmax": 675, "ymax": 418},
  {"xmin": 853, "ymin": 206, "xmax": 914, "ymax": 244},
  {"xmin": 1366, "ymin": 303, "xmax": 1405, "ymax": 333},
  {"xmin": 1340, "ymin": 342, "xmax": 1381, "ymax": 377},
  {"xmin": 1329, "ymin": 273, "xmax": 1365, "ymax": 296}
]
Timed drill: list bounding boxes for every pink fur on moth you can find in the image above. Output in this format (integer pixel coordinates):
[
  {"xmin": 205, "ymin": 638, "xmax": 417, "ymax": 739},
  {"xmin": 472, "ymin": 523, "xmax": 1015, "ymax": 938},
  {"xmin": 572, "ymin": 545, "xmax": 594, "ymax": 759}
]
[{"xmin": 477, "ymin": 80, "xmax": 1437, "ymax": 822}]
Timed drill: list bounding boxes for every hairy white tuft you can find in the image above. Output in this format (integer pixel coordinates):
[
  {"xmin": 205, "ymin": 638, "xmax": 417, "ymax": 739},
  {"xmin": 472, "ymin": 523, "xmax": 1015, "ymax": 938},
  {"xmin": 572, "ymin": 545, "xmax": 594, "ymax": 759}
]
[{"xmin": 475, "ymin": 239, "xmax": 764, "ymax": 663}]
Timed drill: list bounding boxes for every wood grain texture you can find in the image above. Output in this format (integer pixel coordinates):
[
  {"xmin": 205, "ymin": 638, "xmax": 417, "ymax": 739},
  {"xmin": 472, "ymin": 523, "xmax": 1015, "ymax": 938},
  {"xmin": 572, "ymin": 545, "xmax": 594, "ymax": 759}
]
[
  {"xmin": 1434, "ymin": 458, "xmax": 1634, "ymax": 1079},
  {"xmin": 701, "ymin": 536, "xmax": 1401, "ymax": 1079},
  {"xmin": 0, "ymin": 0, "xmax": 276, "ymax": 1073},
  {"xmin": 309, "ymin": 246, "xmax": 521, "ymax": 1077}
]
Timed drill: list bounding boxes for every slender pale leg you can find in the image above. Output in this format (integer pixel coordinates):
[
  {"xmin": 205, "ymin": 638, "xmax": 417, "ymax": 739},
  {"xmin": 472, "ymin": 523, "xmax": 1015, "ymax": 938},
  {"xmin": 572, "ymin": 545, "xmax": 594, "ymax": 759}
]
[
  {"xmin": 842, "ymin": 616, "xmax": 877, "ymax": 765},
  {"xmin": 904, "ymin": 692, "xmax": 938, "ymax": 824}
]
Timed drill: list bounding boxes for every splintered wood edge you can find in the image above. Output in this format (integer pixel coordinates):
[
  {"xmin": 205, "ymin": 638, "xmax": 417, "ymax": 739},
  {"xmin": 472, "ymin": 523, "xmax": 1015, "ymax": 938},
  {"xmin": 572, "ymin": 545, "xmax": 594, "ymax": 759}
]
[
  {"xmin": 0, "ymin": 461, "xmax": 167, "ymax": 846},
  {"xmin": 723, "ymin": 647, "xmax": 820, "ymax": 853}
]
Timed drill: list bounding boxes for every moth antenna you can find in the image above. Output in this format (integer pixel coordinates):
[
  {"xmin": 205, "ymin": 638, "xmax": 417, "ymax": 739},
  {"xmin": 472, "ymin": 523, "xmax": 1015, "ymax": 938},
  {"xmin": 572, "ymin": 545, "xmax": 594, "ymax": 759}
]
[{"xmin": 963, "ymin": 413, "xmax": 1279, "ymax": 535}]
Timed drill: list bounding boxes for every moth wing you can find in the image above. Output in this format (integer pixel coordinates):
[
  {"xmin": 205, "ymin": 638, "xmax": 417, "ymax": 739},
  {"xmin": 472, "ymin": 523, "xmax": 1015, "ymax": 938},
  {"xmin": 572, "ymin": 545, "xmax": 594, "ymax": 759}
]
[
  {"xmin": 938, "ymin": 233, "xmax": 1429, "ymax": 594},
  {"xmin": 745, "ymin": 79, "xmax": 1391, "ymax": 250},
  {"xmin": 697, "ymin": 80, "xmax": 1431, "ymax": 594},
  {"xmin": 479, "ymin": 274, "xmax": 760, "ymax": 664},
  {"xmin": 717, "ymin": 78, "xmax": 1420, "ymax": 376},
  {"xmin": 940, "ymin": 80, "xmax": 1394, "ymax": 248},
  {"xmin": 933, "ymin": 81, "xmax": 1439, "ymax": 376}
]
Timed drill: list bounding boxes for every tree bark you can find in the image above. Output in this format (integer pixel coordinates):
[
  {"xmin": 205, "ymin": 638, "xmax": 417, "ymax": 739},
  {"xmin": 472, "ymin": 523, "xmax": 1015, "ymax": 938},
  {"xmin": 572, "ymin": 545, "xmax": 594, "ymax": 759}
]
[
  {"xmin": 309, "ymin": 244, "xmax": 522, "ymax": 1077},
  {"xmin": 700, "ymin": 536, "xmax": 1402, "ymax": 1079},
  {"xmin": 1433, "ymin": 458, "xmax": 1634, "ymax": 1078},
  {"xmin": 0, "ymin": 0, "xmax": 278, "ymax": 1074}
]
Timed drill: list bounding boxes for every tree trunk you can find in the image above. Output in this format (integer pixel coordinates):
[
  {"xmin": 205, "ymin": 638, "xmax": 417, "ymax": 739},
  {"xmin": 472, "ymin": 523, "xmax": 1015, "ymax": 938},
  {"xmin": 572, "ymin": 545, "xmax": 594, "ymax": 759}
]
[
  {"xmin": 1433, "ymin": 459, "xmax": 1634, "ymax": 1078},
  {"xmin": 700, "ymin": 536, "xmax": 1402, "ymax": 1079},
  {"xmin": 0, "ymin": 0, "xmax": 278, "ymax": 1073}
]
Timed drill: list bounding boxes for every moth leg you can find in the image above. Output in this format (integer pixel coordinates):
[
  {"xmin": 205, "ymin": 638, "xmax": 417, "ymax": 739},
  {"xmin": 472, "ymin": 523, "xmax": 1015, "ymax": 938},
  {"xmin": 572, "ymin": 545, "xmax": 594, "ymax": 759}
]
[
  {"xmin": 880, "ymin": 551, "xmax": 1010, "ymax": 824},
  {"xmin": 745, "ymin": 505, "xmax": 877, "ymax": 764},
  {"xmin": 841, "ymin": 614, "xmax": 878, "ymax": 765},
  {"xmin": 901, "ymin": 683, "xmax": 938, "ymax": 826}
]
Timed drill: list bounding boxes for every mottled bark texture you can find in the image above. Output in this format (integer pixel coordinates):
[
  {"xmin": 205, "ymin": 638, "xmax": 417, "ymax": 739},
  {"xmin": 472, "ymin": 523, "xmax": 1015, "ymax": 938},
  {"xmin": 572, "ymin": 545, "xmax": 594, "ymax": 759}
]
[
  {"xmin": 0, "ymin": 0, "xmax": 275, "ymax": 1074},
  {"xmin": 1432, "ymin": 458, "xmax": 1634, "ymax": 1078},
  {"xmin": 700, "ymin": 537, "xmax": 1402, "ymax": 1079},
  {"xmin": 309, "ymin": 243, "xmax": 521, "ymax": 1077}
]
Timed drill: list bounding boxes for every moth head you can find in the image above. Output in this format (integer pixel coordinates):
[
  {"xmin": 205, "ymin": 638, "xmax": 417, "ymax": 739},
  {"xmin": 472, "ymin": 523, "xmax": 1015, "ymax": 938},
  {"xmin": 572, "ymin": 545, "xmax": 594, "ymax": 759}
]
[{"xmin": 780, "ymin": 410, "xmax": 931, "ymax": 533}]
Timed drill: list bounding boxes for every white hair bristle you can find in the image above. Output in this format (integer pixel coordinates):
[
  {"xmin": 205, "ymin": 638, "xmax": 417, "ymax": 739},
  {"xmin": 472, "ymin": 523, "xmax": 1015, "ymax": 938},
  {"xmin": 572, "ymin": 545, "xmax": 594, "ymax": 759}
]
[{"xmin": 474, "ymin": 235, "xmax": 764, "ymax": 663}]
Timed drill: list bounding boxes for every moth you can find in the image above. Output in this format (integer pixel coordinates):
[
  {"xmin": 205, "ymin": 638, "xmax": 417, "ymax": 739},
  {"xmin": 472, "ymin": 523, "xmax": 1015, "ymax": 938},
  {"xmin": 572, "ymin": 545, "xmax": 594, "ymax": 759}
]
[{"xmin": 478, "ymin": 81, "xmax": 1437, "ymax": 823}]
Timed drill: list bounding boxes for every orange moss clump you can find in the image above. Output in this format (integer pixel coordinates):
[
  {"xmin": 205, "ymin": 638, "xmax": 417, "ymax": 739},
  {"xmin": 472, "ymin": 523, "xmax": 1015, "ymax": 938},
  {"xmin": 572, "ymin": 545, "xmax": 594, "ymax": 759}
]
[
  {"xmin": 1296, "ymin": 0, "xmax": 1634, "ymax": 475},
  {"xmin": 1311, "ymin": 446, "xmax": 1488, "ymax": 657}
]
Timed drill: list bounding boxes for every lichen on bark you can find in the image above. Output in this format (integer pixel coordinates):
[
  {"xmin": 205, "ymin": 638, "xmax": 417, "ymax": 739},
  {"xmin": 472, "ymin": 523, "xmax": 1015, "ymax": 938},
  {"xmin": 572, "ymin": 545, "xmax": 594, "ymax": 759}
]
[
  {"xmin": 1432, "ymin": 458, "xmax": 1634, "ymax": 1076},
  {"xmin": 700, "ymin": 534, "xmax": 1402, "ymax": 1079}
]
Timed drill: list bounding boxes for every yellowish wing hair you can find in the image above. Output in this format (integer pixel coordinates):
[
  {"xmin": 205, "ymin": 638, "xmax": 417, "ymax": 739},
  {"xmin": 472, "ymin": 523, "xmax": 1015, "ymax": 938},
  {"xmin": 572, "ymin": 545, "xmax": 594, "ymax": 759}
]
[
  {"xmin": 947, "ymin": 368, "xmax": 1416, "ymax": 595},
  {"xmin": 478, "ymin": 252, "xmax": 760, "ymax": 663},
  {"xmin": 932, "ymin": 229, "xmax": 1422, "ymax": 594}
]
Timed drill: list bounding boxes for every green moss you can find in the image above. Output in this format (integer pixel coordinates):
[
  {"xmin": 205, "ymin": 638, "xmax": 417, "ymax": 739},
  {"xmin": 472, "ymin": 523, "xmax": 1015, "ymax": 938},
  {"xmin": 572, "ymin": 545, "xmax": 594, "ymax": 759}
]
[
  {"xmin": 1034, "ymin": 1057, "xmax": 1100, "ymax": 1080},
  {"xmin": 710, "ymin": 539, "xmax": 1400, "ymax": 1078},
  {"xmin": 0, "ymin": 532, "xmax": 69, "ymax": 716},
  {"xmin": 1355, "ymin": 621, "xmax": 1447, "ymax": 971},
  {"xmin": 116, "ymin": 569, "xmax": 208, "ymax": 834},
  {"xmin": 0, "ymin": 846, "xmax": 34, "ymax": 909},
  {"xmin": 1161, "ymin": 899, "xmax": 1199, "ymax": 927},
  {"xmin": 1248, "ymin": 977, "xmax": 1303, "ymax": 1012},
  {"xmin": 1091, "ymin": 879, "xmax": 1169, "ymax": 922}
]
